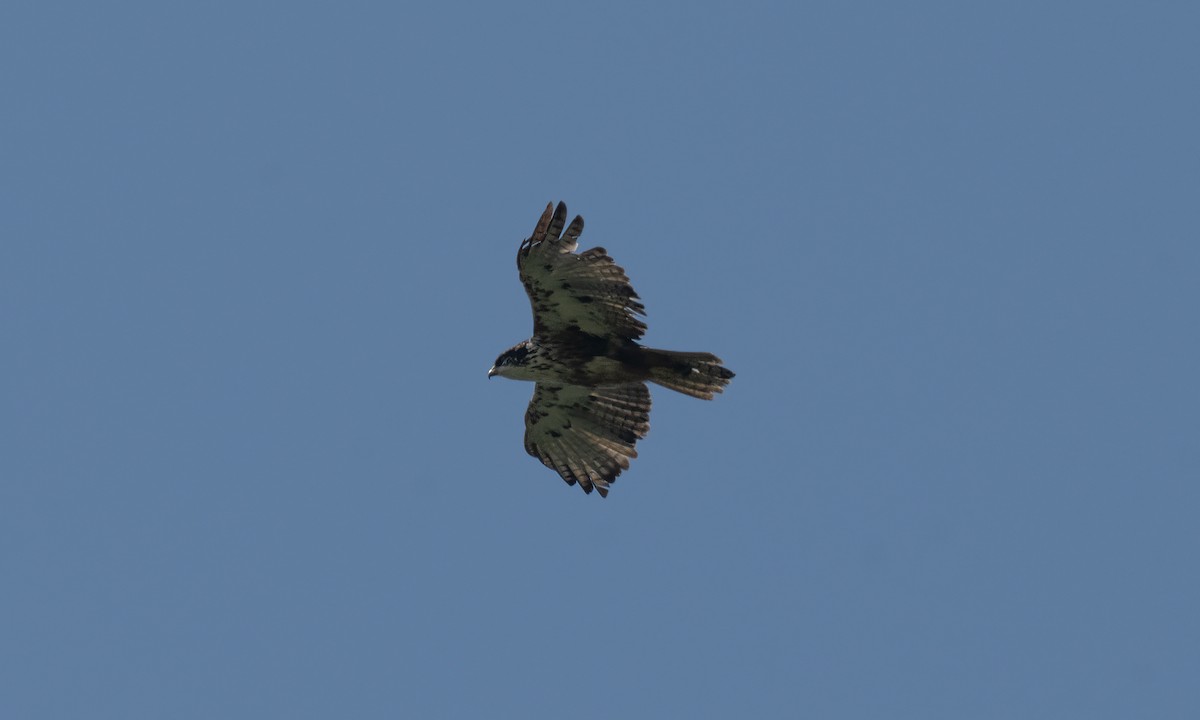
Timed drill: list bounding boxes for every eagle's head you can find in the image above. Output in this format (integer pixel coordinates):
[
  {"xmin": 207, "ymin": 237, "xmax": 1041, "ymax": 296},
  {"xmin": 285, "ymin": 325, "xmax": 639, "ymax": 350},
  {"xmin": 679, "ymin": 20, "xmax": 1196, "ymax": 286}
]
[{"xmin": 488, "ymin": 341, "xmax": 537, "ymax": 380}]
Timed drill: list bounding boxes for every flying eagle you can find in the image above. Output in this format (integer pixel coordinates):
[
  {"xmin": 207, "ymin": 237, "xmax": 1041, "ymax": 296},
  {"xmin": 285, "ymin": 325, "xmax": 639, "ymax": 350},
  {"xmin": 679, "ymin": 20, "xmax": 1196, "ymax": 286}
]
[{"xmin": 489, "ymin": 202, "xmax": 734, "ymax": 497}]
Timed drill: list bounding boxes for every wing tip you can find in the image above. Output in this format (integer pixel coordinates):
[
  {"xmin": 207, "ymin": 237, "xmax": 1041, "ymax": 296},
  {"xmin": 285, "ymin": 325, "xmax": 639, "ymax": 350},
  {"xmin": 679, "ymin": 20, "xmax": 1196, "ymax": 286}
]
[{"xmin": 526, "ymin": 201, "xmax": 580, "ymax": 247}]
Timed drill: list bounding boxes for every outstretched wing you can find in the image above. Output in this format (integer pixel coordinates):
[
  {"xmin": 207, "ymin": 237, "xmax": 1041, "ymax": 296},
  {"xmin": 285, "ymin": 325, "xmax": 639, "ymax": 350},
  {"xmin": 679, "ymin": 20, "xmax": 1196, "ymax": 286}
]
[
  {"xmin": 517, "ymin": 201, "xmax": 647, "ymax": 342},
  {"xmin": 523, "ymin": 382, "xmax": 652, "ymax": 497}
]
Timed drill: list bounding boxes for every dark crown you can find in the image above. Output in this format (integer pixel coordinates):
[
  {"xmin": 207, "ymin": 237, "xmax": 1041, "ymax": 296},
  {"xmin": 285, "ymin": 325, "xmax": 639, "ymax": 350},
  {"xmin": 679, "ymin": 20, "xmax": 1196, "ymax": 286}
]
[{"xmin": 495, "ymin": 342, "xmax": 532, "ymax": 367}]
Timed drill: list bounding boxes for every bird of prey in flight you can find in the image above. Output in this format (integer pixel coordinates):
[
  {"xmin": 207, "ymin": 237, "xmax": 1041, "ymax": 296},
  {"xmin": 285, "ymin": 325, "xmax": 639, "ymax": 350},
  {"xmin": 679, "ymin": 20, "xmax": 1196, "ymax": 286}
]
[{"xmin": 489, "ymin": 202, "xmax": 734, "ymax": 497}]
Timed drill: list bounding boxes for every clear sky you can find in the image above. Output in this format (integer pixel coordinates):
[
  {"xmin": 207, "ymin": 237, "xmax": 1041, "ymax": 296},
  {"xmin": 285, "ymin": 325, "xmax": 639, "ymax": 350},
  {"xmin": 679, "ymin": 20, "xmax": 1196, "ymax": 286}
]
[{"xmin": 2, "ymin": 2, "xmax": 1197, "ymax": 718}]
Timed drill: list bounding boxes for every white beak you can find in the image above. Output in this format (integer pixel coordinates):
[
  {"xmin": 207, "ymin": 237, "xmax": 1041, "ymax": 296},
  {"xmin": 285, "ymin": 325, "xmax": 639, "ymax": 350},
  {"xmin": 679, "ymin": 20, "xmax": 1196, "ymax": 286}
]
[{"xmin": 487, "ymin": 366, "xmax": 498, "ymax": 379}]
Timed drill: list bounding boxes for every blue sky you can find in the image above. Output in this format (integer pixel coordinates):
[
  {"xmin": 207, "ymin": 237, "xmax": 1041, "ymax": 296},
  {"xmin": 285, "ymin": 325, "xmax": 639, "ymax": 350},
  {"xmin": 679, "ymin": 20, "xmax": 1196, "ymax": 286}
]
[{"xmin": 2, "ymin": 2, "xmax": 1197, "ymax": 718}]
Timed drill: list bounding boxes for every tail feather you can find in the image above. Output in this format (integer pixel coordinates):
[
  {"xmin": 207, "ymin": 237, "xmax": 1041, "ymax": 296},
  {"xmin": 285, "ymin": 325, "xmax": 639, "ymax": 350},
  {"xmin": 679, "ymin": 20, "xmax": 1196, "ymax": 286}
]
[{"xmin": 641, "ymin": 349, "xmax": 735, "ymax": 400}]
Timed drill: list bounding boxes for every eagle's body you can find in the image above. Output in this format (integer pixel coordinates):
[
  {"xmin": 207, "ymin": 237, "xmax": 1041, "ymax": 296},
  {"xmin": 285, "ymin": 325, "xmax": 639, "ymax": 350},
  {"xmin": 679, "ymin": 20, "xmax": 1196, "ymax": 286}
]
[{"xmin": 489, "ymin": 202, "xmax": 734, "ymax": 497}]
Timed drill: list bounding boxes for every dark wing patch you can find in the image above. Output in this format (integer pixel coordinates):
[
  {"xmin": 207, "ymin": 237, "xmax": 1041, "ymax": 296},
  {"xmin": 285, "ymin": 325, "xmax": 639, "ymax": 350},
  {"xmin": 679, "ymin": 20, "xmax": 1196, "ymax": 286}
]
[
  {"xmin": 523, "ymin": 382, "xmax": 652, "ymax": 497},
  {"xmin": 517, "ymin": 202, "xmax": 647, "ymax": 342}
]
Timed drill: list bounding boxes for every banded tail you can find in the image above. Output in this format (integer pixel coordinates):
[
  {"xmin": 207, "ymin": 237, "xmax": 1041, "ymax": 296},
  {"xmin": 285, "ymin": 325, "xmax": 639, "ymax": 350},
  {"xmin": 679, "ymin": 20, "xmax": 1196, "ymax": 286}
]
[{"xmin": 641, "ymin": 349, "xmax": 735, "ymax": 400}]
